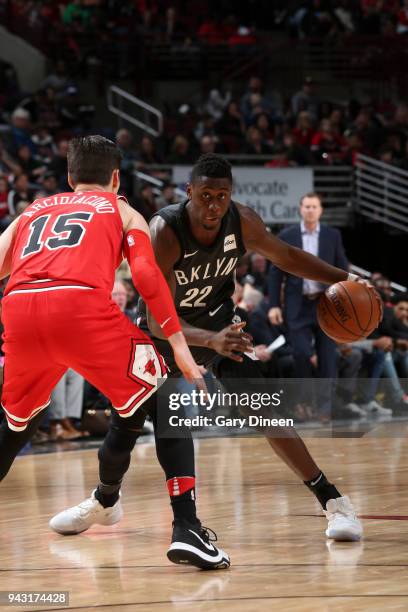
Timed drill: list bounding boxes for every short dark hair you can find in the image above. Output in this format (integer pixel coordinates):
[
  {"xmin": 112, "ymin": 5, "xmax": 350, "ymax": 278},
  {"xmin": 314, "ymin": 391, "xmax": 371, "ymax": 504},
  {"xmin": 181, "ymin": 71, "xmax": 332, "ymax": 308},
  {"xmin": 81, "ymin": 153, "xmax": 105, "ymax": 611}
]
[
  {"xmin": 300, "ymin": 192, "xmax": 323, "ymax": 206},
  {"xmin": 67, "ymin": 135, "xmax": 122, "ymax": 186},
  {"xmin": 191, "ymin": 153, "xmax": 232, "ymax": 184},
  {"xmin": 391, "ymin": 292, "xmax": 408, "ymax": 305}
]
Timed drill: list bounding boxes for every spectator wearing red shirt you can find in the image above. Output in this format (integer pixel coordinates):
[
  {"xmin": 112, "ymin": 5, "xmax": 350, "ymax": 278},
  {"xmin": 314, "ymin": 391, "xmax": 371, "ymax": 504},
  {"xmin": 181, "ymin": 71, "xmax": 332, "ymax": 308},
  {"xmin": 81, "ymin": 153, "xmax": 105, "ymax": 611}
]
[
  {"xmin": 397, "ymin": 0, "xmax": 408, "ymax": 33},
  {"xmin": 311, "ymin": 118, "xmax": 348, "ymax": 164},
  {"xmin": 293, "ymin": 111, "xmax": 315, "ymax": 147}
]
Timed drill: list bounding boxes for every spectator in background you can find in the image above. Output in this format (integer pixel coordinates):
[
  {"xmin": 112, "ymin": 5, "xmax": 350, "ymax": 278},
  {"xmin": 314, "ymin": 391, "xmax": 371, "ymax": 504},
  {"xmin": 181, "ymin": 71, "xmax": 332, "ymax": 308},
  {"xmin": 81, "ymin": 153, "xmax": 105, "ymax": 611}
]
[
  {"xmin": 245, "ymin": 126, "xmax": 272, "ymax": 156},
  {"xmin": 42, "ymin": 60, "xmax": 72, "ymax": 94},
  {"xmin": 112, "ymin": 279, "xmax": 130, "ymax": 314},
  {"xmin": 343, "ymin": 129, "xmax": 364, "ymax": 165},
  {"xmin": 122, "ymin": 278, "xmax": 139, "ymax": 319},
  {"xmin": 216, "ymin": 101, "xmax": 246, "ymax": 152},
  {"xmin": 116, "ymin": 128, "xmax": 137, "ymax": 193},
  {"xmin": 397, "ymin": 0, "xmax": 408, "ymax": 33},
  {"xmin": 311, "ymin": 118, "xmax": 348, "ymax": 164},
  {"xmin": 194, "ymin": 114, "xmax": 219, "ymax": 143},
  {"xmin": 10, "ymin": 108, "xmax": 34, "ymax": 155},
  {"xmin": 291, "ymin": 77, "xmax": 320, "ymax": 121},
  {"xmin": 240, "ymin": 76, "xmax": 276, "ymax": 124},
  {"xmin": 135, "ymin": 135, "xmax": 163, "ymax": 168},
  {"xmin": 41, "ymin": 171, "xmax": 59, "ymax": 196},
  {"xmin": 58, "ymin": 86, "xmax": 84, "ymax": 130},
  {"xmin": 0, "ymin": 176, "xmax": 10, "ymax": 230},
  {"xmin": 155, "ymin": 181, "xmax": 177, "ymax": 209},
  {"xmin": 0, "ymin": 139, "xmax": 21, "ymax": 177},
  {"xmin": 268, "ymin": 192, "xmax": 349, "ymax": 420},
  {"xmin": 204, "ymin": 86, "xmax": 231, "ymax": 121},
  {"xmin": 16, "ymin": 144, "xmax": 47, "ymax": 183},
  {"xmin": 235, "ymin": 253, "xmax": 250, "ymax": 284},
  {"xmin": 48, "ymin": 140, "xmax": 70, "ymax": 191},
  {"xmin": 383, "ymin": 293, "xmax": 408, "ymax": 385},
  {"xmin": 168, "ymin": 134, "xmax": 194, "ymax": 164},
  {"xmin": 248, "ymin": 296, "xmax": 295, "ymax": 378},
  {"xmin": 134, "ymin": 183, "xmax": 157, "ymax": 220},
  {"xmin": 293, "ymin": 111, "xmax": 315, "ymax": 148},
  {"xmin": 199, "ymin": 135, "xmax": 217, "ymax": 155},
  {"xmin": 62, "ymin": 0, "xmax": 90, "ymax": 26},
  {"xmin": 49, "ymin": 369, "xmax": 87, "ymax": 441},
  {"xmin": 392, "ymin": 296, "xmax": 408, "ymax": 361},
  {"xmin": 7, "ymin": 173, "xmax": 34, "ymax": 216},
  {"xmin": 371, "ymin": 272, "xmax": 393, "ymax": 305},
  {"xmin": 15, "ymin": 200, "xmax": 29, "ymax": 216},
  {"xmin": 336, "ymin": 344, "xmax": 365, "ymax": 416},
  {"xmin": 32, "ymin": 126, "xmax": 56, "ymax": 166},
  {"xmin": 254, "ymin": 113, "xmax": 275, "ymax": 148},
  {"xmin": 249, "ymin": 252, "xmax": 268, "ymax": 293}
]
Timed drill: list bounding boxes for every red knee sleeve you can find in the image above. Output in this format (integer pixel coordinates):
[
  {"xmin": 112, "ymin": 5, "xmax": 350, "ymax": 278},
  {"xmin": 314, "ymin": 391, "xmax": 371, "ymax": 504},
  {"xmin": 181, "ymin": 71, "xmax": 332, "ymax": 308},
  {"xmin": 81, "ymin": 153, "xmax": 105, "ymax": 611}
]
[{"xmin": 124, "ymin": 229, "xmax": 181, "ymax": 338}]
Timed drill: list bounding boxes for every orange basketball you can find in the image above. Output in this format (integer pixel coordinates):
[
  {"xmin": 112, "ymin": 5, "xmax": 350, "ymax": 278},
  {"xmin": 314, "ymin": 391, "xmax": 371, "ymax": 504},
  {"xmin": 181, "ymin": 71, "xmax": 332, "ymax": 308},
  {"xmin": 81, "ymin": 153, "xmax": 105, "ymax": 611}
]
[{"xmin": 317, "ymin": 281, "xmax": 382, "ymax": 343}]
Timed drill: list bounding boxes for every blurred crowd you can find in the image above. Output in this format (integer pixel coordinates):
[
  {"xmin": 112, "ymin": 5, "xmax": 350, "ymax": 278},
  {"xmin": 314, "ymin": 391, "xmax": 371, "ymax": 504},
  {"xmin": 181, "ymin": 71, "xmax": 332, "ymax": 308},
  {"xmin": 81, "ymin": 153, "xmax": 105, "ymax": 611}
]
[
  {"xmin": 2, "ymin": 61, "xmax": 408, "ymax": 225},
  {"xmin": 0, "ymin": 1, "xmax": 407, "ymax": 443}
]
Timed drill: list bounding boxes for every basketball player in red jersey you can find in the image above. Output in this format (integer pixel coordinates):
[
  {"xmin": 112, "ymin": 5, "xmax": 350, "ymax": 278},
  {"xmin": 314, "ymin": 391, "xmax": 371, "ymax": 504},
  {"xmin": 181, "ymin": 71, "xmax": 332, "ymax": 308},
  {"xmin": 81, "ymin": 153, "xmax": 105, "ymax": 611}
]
[{"xmin": 0, "ymin": 136, "xmax": 229, "ymax": 568}]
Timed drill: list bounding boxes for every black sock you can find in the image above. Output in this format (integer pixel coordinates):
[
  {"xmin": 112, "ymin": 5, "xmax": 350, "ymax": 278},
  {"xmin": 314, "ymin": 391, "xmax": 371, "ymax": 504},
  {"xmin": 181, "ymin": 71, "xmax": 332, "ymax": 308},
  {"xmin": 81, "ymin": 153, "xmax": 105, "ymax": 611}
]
[
  {"xmin": 95, "ymin": 481, "xmax": 121, "ymax": 508},
  {"xmin": 304, "ymin": 472, "xmax": 341, "ymax": 510},
  {"xmin": 170, "ymin": 488, "xmax": 197, "ymax": 524}
]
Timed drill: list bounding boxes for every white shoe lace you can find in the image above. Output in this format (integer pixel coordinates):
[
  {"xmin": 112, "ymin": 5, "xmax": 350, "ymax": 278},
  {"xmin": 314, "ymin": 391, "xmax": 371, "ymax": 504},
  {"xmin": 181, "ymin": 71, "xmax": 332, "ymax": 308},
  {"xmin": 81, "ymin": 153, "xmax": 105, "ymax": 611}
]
[
  {"xmin": 325, "ymin": 497, "xmax": 357, "ymax": 522},
  {"xmin": 77, "ymin": 497, "xmax": 99, "ymax": 518}
]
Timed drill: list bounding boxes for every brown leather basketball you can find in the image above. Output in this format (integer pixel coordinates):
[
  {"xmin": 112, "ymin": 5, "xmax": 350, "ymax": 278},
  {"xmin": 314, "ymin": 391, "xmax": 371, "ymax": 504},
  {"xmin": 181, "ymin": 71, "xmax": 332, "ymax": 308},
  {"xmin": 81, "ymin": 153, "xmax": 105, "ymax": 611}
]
[{"xmin": 317, "ymin": 281, "xmax": 382, "ymax": 343}]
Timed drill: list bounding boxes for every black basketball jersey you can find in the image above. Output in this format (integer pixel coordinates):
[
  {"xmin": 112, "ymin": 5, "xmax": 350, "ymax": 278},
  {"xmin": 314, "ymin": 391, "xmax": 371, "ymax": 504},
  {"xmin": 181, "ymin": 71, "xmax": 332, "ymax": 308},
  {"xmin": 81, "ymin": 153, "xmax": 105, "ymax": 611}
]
[{"xmin": 154, "ymin": 199, "xmax": 246, "ymax": 328}]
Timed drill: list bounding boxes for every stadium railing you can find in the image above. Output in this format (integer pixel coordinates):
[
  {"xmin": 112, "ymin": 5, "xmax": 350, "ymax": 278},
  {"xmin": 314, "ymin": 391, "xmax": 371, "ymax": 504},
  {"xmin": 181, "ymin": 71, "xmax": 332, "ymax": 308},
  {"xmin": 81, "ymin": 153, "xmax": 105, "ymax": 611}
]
[
  {"xmin": 107, "ymin": 86, "xmax": 163, "ymax": 137},
  {"xmin": 355, "ymin": 153, "xmax": 408, "ymax": 233}
]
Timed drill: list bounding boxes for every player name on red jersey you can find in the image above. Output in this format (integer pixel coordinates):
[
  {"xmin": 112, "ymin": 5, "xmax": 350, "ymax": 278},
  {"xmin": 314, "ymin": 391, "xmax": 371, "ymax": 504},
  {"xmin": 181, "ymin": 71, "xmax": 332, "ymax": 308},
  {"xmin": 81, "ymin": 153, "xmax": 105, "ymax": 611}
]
[{"xmin": 23, "ymin": 193, "xmax": 116, "ymax": 218}]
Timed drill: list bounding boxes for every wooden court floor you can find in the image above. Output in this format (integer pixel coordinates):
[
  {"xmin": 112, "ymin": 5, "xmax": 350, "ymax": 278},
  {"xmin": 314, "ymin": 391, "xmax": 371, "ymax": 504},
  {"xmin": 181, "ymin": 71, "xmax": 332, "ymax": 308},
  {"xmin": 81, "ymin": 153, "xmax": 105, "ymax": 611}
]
[{"xmin": 2, "ymin": 425, "xmax": 408, "ymax": 611}]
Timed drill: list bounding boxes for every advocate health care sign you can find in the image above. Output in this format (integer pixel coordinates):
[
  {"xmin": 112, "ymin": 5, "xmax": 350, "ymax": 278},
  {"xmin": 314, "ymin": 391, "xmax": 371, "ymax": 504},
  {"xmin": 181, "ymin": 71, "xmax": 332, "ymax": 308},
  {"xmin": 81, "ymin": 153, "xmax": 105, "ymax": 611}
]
[{"xmin": 172, "ymin": 166, "xmax": 313, "ymax": 224}]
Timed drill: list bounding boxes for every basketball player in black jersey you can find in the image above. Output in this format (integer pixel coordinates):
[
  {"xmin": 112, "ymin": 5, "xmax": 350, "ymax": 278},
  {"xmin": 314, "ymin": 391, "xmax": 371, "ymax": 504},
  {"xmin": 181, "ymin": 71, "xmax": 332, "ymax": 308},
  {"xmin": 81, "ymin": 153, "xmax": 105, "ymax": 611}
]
[{"xmin": 51, "ymin": 154, "xmax": 365, "ymax": 569}]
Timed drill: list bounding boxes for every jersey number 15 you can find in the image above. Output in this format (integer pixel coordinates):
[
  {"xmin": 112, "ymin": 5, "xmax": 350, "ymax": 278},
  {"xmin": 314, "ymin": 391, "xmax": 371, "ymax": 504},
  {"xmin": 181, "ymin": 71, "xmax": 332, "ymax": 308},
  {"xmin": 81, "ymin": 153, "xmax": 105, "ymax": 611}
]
[{"xmin": 21, "ymin": 212, "xmax": 93, "ymax": 258}]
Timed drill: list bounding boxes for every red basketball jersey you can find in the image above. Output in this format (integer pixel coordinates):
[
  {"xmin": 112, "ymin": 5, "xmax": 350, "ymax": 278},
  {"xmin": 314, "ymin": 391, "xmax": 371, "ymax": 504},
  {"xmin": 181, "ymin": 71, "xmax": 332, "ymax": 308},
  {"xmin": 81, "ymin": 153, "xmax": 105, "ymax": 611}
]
[{"xmin": 5, "ymin": 191, "xmax": 124, "ymax": 295}]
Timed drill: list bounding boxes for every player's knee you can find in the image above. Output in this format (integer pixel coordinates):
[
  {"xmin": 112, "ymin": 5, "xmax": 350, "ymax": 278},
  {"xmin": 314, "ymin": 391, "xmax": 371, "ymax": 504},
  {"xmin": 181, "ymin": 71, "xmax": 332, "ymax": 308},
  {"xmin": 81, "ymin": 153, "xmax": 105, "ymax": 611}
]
[{"xmin": 104, "ymin": 423, "xmax": 140, "ymax": 453}]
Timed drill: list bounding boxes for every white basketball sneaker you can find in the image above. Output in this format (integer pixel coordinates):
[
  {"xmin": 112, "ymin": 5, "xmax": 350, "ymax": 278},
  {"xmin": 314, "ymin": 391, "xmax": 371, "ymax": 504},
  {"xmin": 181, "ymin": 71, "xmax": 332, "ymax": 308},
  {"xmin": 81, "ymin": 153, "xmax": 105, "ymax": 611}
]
[
  {"xmin": 324, "ymin": 496, "xmax": 362, "ymax": 541},
  {"xmin": 49, "ymin": 490, "xmax": 123, "ymax": 535},
  {"xmin": 360, "ymin": 400, "xmax": 392, "ymax": 417}
]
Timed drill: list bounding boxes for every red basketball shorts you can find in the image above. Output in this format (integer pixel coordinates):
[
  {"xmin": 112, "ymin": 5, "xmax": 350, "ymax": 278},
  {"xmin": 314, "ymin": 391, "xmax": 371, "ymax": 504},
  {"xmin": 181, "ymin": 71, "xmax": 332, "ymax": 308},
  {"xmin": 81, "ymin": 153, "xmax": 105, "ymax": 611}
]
[{"xmin": 1, "ymin": 286, "xmax": 168, "ymax": 431}]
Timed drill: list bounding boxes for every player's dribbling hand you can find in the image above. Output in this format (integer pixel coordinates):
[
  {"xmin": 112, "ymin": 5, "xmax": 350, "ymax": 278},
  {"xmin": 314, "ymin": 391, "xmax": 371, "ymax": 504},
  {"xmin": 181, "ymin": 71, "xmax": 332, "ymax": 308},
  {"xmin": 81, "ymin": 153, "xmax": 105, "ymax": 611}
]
[
  {"xmin": 208, "ymin": 321, "xmax": 253, "ymax": 362},
  {"xmin": 168, "ymin": 332, "xmax": 208, "ymax": 393},
  {"xmin": 348, "ymin": 274, "xmax": 384, "ymax": 320}
]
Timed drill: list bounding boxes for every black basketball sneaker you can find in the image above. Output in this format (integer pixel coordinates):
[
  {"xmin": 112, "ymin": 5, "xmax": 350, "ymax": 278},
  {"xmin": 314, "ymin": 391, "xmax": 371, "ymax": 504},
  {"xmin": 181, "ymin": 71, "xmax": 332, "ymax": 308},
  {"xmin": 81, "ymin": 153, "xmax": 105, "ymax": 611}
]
[{"xmin": 167, "ymin": 519, "xmax": 230, "ymax": 570}]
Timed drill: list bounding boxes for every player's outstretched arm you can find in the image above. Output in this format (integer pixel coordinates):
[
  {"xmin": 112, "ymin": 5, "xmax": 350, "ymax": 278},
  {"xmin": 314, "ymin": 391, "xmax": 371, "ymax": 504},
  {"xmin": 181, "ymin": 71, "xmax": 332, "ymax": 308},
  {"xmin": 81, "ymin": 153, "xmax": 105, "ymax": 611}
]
[
  {"xmin": 146, "ymin": 215, "xmax": 253, "ymax": 360},
  {"xmin": 237, "ymin": 203, "xmax": 350, "ymax": 284},
  {"xmin": 118, "ymin": 199, "xmax": 205, "ymax": 384},
  {"xmin": 0, "ymin": 218, "xmax": 19, "ymax": 280}
]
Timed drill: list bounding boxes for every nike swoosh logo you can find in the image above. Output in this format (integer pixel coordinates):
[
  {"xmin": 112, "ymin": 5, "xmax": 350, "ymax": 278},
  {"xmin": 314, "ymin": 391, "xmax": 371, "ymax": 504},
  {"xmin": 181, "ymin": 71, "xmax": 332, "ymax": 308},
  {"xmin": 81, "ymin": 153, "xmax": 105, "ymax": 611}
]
[
  {"xmin": 209, "ymin": 304, "xmax": 223, "ymax": 317},
  {"xmin": 160, "ymin": 317, "xmax": 171, "ymax": 328},
  {"xmin": 310, "ymin": 473, "xmax": 323, "ymax": 487},
  {"xmin": 188, "ymin": 529, "xmax": 216, "ymax": 551},
  {"xmin": 184, "ymin": 250, "xmax": 198, "ymax": 258}
]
